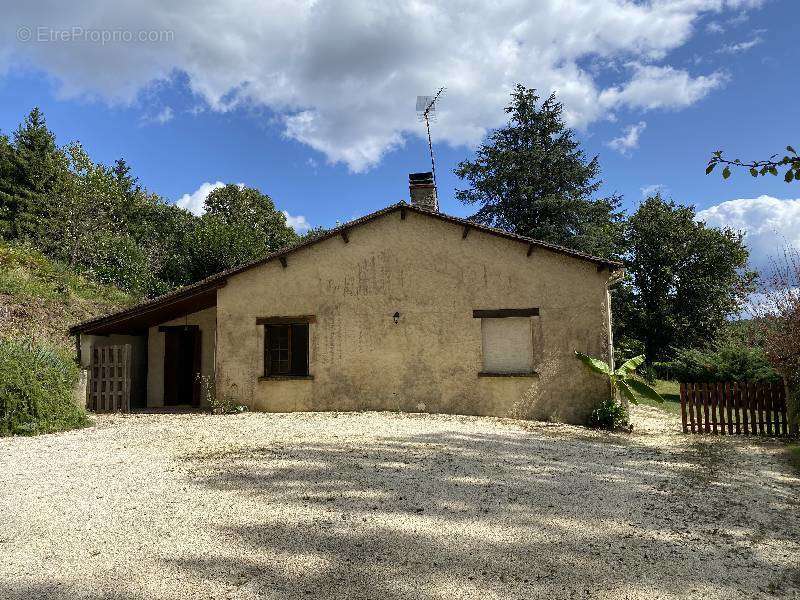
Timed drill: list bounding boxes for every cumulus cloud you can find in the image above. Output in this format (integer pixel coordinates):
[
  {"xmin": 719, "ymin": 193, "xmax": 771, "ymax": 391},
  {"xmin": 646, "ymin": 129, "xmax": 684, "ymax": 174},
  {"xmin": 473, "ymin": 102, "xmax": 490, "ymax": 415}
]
[
  {"xmin": 606, "ymin": 121, "xmax": 646, "ymax": 155},
  {"xmin": 176, "ymin": 181, "xmax": 225, "ymax": 215},
  {"xmin": 282, "ymin": 211, "xmax": 311, "ymax": 233},
  {"xmin": 598, "ymin": 64, "xmax": 727, "ymax": 112},
  {"xmin": 697, "ymin": 196, "xmax": 800, "ymax": 274},
  {"xmin": 640, "ymin": 183, "xmax": 667, "ymax": 198},
  {"xmin": 2, "ymin": 0, "xmax": 762, "ymax": 171}
]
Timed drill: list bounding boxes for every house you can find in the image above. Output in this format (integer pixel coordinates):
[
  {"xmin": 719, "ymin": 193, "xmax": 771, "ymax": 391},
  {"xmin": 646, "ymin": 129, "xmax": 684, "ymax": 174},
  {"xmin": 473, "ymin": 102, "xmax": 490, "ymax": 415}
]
[{"xmin": 69, "ymin": 173, "xmax": 622, "ymax": 424}]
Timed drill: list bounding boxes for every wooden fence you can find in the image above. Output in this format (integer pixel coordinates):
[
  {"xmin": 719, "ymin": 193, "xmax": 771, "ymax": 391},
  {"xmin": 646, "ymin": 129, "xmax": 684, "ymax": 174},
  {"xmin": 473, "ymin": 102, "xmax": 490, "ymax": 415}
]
[
  {"xmin": 680, "ymin": 381, "xmax": 795, "ymax": 436},
  {"xmin": 88, "ymin": 345, "xmax": 131, "ymax": 413}
]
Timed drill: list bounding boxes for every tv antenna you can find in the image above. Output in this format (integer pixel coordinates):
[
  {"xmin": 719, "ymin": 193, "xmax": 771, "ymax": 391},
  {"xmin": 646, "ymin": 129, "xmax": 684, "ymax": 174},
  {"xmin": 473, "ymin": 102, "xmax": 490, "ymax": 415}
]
[{"xmin": 416, "ymin": 86, "xmax": 445, "ymax": 186}]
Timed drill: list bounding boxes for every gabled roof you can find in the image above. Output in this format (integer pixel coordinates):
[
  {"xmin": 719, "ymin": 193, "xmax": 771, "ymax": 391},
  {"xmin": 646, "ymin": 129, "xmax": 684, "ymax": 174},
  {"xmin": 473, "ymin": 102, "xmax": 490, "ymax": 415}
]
[{"xmin": 69, "ymin": 202, "xmax": 622, "ymax": 335}]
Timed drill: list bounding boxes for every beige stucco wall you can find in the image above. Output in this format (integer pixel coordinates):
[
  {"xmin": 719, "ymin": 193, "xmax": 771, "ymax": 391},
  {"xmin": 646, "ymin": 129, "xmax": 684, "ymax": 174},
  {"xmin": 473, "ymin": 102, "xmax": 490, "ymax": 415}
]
[
  {"xmin": 214, "ymin": 210, "xmax": 614, "ymax": 424},
  {"xmin": 146, "ymin": 306, "xmax": 217, "ymax": 408}
]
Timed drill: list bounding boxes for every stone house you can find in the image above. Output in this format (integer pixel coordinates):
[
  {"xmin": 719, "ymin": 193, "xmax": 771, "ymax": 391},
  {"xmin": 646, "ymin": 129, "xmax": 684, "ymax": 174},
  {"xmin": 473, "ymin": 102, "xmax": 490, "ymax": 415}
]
[{"xmin": 70, "ymin": 173, "xmax": 622, "ymax": 424}]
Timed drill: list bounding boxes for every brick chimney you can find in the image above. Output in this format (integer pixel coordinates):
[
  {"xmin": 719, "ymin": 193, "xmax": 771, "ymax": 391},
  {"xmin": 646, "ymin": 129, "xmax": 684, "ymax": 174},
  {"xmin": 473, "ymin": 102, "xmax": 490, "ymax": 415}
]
[{"xmin": 408, "ymin": 172, "xmax": 438, "ymax": 211}]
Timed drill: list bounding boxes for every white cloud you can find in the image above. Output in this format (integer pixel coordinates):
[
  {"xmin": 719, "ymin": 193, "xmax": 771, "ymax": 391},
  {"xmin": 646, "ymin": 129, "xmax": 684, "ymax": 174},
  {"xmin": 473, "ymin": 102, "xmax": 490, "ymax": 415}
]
[
  {"xmin": 706, "ymin": 21, "xmax": 725, "ymax": 34},
  {"xmin": 598, "ymin": 64, "xmax": 727, "ymax": 112},
  {"xmin": 140, "ymin": 105, "xmax": 173, "ymax": 125},
  {"xmin": 154, "ymin": 106, "xmax": 173, "ymax": 123},
  {"xmin": 717, "ymin": 36, "xmax": 763, "ymax": 54},
  {"xmin": 606, "ymin": 121, "xmax": 646, "ymax": 155},
  {"xmin": 1, "ymin": 0, "xmax": 762, "ymax": 171},
  {"xmin": 640, "ymin": 184, "xmax": 667, "ymax": 198},
  {"xmin": 697, "ymin": 196, "xmax": 800, "ymax": 274},
  {"xmin": 176, "ymin": 181, "xmax": 225, "ymax": 215},
  {"xmin": 282, "ymin": 211, "xmax": 311, "ymax": 233}
]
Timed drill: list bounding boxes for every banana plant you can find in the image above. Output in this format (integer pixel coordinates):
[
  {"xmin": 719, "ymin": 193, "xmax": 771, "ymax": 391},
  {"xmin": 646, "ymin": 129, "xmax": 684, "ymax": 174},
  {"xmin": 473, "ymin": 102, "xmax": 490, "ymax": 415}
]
[{"xmin": 574, "ymin": 352, "xmax": 665, "ymax": 405}]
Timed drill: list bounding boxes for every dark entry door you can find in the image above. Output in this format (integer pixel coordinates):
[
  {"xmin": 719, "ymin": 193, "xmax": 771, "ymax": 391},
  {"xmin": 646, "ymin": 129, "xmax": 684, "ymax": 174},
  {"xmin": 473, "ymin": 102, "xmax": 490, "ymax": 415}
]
[{"xmin": 163, "ymin": 326, "xmax": 201, "ymax": 406}]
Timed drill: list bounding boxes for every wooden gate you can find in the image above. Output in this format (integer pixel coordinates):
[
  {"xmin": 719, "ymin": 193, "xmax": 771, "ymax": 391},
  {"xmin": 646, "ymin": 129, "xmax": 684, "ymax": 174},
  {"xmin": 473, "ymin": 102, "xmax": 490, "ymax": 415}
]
[
  {"xmin": 680, "ymin": 381, "xmax": 795, "ymax": 436},
  {"xmin": 88, "ymin": 345, "xmax": 131, "ymax": 412}
]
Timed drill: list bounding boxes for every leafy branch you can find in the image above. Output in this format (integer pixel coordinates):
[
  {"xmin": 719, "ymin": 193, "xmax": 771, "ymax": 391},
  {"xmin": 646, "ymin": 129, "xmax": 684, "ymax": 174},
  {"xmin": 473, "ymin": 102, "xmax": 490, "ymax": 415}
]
[
  {"xmin": 706, "ymin": 146, "xmax": 800, "ymax": 183},
  {"xmin": 574, "ymin": 352, "xmax": 664, "ymax": 405}
]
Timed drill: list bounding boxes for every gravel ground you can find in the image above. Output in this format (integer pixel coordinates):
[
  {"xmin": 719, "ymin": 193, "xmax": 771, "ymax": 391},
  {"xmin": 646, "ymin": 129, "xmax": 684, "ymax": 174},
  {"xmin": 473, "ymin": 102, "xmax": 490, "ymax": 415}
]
[{"xmin": 1, "ymin": 406, "xmax": 798, "ymax": 600}]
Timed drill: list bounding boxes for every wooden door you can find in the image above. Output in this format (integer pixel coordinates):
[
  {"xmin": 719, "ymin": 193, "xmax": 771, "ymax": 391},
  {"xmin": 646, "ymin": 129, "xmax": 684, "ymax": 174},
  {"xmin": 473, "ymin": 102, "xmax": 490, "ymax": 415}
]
[{"xmin": 163, "ymin": 326, "xmax": 202, "ymax": 407}]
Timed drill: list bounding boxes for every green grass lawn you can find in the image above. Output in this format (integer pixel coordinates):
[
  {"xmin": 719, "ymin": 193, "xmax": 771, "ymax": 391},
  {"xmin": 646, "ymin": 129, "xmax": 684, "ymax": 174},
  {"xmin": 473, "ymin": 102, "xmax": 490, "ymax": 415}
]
[{"xmin": 633, "ymin": 379, "xmax": 682, "ymax": 416}]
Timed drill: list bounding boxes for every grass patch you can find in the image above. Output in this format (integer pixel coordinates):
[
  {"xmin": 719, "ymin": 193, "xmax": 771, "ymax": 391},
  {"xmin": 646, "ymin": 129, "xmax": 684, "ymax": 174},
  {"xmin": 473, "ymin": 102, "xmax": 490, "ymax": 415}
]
[
  {"xmin": 634, "ymin": 379, "xmax": 682, "ymax": 416},
  {"xmin": 0, "ymin": 242, "xmax": 132, "ymax": 305},
  {"xmin": 0, "ymin": 337, "xmax": 90, "ymax": 436},
  {"xmin": 0, "ymin": 241, "xmax": 134, "ymax": 351}
]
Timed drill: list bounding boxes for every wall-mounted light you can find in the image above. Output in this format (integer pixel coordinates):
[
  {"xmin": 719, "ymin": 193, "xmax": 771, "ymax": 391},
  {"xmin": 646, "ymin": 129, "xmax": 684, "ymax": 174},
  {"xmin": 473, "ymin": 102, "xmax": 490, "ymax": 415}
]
[{"xmin": 393, "ymin": 311, "xmax": 400, "ymax": 325}]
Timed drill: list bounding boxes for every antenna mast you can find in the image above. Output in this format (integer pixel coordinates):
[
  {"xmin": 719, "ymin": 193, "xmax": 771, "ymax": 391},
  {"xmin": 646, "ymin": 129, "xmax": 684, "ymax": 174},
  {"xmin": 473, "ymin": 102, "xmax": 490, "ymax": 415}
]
[{"xmin": 416, "ymin": 87, "xmax": 445, "ymax": 186}]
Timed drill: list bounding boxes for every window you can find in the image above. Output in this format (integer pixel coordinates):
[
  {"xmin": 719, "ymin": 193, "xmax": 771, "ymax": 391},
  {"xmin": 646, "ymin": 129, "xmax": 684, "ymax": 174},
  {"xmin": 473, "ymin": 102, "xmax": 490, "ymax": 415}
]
[
  {"xmin": 264, "ymin": 323, "xmax": 309, "ymax": 377},
  {"xmin": 473, "ymin": 309, "xmax": 538, "ymax": 376}
]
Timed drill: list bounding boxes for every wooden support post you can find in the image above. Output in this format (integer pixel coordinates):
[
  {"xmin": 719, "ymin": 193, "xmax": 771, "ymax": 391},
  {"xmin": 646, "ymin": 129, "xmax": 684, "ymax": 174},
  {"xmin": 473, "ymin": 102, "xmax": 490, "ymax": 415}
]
[
  {"xmin": 710, "ymin": 382, "xmax": 718, "ymax": 434},
  {"xmin": 279, "ymin": 256, "xmax": 287, "ymax": 269},
  {"xmin": 400, "ymin": 207, "xmax": 406, "ymax": 220},
  {"xmin": 680, "ymin": 383, "xmax": 688, "ymax": 433},
  {"xmin": 725, "ymin": 382, "xmax": 734, "ymax": 435},
  {"xmin": 527, "ymin": 244, "xmax": 535, "ymax": 257},
  {"xmin": 341, "ymin": 230, "xmax": 349, "ymax": 244},
  {"xmin": 462, "ymin": 225, "xmax": 470, "ymax": 239}
]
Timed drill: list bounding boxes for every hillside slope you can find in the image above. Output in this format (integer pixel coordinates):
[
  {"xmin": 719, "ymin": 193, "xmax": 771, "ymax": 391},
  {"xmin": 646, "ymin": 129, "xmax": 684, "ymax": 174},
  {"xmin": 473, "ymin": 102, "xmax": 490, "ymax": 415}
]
[{"xmin": 0, "ymin": 242, "xmax": 134, "ymax": 351}]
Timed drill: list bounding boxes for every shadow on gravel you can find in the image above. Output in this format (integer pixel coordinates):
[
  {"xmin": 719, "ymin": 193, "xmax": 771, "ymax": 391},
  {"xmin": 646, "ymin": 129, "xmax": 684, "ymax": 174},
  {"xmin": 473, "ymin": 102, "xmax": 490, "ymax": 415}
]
[
  {"xmin": 173, "ymin": 429, "xmax": 800, "ymax": 598},
  {"xmin": 0, "ymin": 581, "xmax": 141, "ymax": 600}
]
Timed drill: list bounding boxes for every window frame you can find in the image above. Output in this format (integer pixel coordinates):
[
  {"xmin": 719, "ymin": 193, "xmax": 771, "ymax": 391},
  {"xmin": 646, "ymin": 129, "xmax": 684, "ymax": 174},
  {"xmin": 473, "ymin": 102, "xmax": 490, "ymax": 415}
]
[
  {"xmin": 474, "ymin": 308, "xmax": 539, "ymax": 377},
  {"xmin": 257, "ymin": 315, "xmax": 315, "ymax": 380}
]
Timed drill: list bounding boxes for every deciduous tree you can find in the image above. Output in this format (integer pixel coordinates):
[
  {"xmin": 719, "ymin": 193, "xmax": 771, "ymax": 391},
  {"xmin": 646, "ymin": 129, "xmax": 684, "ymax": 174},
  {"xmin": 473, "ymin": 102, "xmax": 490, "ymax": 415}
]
[{"xmin": 613, "ymin": 195, "xmax": 756, "ymax": 364}]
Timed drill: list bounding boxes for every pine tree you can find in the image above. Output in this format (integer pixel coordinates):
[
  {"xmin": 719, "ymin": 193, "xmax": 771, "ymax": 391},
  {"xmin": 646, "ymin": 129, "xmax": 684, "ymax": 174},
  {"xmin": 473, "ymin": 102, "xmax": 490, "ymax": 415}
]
[
  {"xmin": 0, "ymin": 108, "xmax": 67, "ymax": 242},
  {"xmin": 455, "ymin": 85, "xmax": 623, "ymax": 258}
]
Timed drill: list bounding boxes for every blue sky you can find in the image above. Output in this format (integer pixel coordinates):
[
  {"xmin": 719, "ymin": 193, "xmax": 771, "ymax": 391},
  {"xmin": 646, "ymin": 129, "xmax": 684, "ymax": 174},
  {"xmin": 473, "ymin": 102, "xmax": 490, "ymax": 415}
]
[{"xmin": 1, "ymin": 0, "xmax": 797, "ymax": 271}]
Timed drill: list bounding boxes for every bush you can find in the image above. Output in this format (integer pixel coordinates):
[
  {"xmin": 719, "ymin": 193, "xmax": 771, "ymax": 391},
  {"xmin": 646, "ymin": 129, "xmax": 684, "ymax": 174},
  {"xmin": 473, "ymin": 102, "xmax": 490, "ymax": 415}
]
[
  {"xmin": 0, "ymin": 337, "xmax": 89, "ymax": 436},
  {"xmin": 664, "ymin": 342, "xmax": 779, "ymax": 383},
  {"xmin": 587, "ymin": 397, "xmax": 629, "ymax": 430}
]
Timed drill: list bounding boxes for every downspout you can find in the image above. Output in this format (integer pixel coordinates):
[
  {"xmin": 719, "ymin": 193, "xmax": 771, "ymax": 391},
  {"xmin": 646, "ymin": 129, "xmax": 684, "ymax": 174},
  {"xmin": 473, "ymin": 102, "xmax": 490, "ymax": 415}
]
[
  {"xmin": 605, "ymin": 267, "xmax": 626, "ymax": 371},
  {"xmin": 605, "ymin": 267, "xmax": 626, "ymax": 410}
]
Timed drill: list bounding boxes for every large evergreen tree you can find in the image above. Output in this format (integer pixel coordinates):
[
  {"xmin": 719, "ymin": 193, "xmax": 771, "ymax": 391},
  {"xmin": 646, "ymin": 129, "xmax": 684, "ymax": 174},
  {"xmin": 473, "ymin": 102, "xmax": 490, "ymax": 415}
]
[
  {"xmin": 613, "ymin": 195, "xmax": 756, "ymax": 363},
  {"xmin": 0, "ymin": 108, "xmax": 67, "ymax": 243},
  {"xmin": 454, "ymin": 85, "xmax": 624, "ymax": 258}
]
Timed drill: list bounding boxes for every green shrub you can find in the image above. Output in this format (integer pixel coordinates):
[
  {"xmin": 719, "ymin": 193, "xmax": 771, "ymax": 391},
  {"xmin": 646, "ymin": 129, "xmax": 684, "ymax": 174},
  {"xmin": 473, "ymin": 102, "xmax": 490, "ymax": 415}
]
[
  {"xmin": 587, "ymin": 397, "xmax": 629, "ymax": 430},
  {"xmin": 663, "ymin": 342, "xmax": 779, "ymax": 383},
  {"xmin": 0, "ymin": 337, "xmax": 89, "ymax": 436}
]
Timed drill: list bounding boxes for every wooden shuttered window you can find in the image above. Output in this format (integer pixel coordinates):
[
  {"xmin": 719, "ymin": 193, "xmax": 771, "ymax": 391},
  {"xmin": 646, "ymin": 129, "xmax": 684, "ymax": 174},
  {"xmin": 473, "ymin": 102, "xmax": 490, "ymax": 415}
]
[{"xmin": 264, "ymin": 323, "xmax": 309, "ymax": 377}]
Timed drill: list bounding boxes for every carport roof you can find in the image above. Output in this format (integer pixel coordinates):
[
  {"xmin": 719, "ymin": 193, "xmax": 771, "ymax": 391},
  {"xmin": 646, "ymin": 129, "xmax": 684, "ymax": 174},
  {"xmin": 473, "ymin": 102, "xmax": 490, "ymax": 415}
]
[{"xmin": 69, "ymin": 202, "xmax": 622, "ymax": 336}]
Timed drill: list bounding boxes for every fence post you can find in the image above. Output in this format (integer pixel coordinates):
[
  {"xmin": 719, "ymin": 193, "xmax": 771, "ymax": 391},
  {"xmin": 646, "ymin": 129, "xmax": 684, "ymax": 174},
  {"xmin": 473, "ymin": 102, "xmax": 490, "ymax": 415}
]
[
  {"xmin": 710, "ymin": 382, "xmax": 718, "ymax": 434},
  {"xmin": 749, "ymin": 382, "xmax": 759, "ymax": 436},
  {"xmin": 700, "ymin": 383, "xmax": 711, "ymax": 433},
  {"xmin": 765, "ymin": 381, "xmax": 774, "ymax": 436},
  {"xmin": 716, "ymin": 382, "xmax": 725, "ymax": 435},
  {"xmin": 680, "ymin": 383, "xmax": 688, "ymax": 433}
]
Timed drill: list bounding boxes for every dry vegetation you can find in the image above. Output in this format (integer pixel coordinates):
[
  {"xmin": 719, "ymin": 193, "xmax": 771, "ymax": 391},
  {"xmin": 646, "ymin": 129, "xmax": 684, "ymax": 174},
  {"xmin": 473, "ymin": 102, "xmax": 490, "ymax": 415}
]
[{"xmin": 0, "ymin": 242, "xmax": 132, "ymax": 350}]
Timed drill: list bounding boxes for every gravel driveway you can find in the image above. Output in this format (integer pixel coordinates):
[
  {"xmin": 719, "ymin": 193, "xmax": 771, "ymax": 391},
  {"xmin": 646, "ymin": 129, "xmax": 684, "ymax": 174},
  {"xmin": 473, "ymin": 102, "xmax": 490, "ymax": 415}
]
[{"xmin": 1, "ymin": 407, "xmax": 798, "ymax": 600}]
